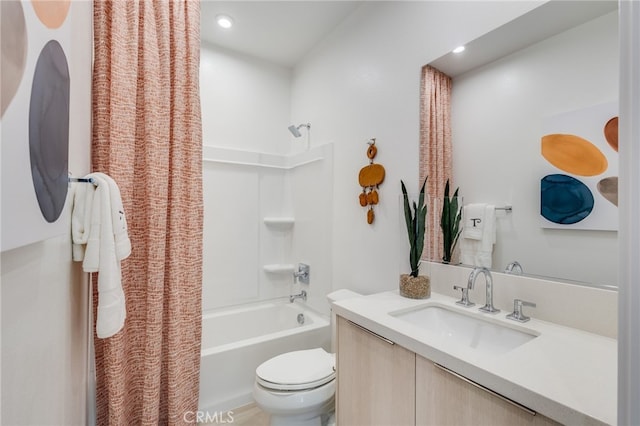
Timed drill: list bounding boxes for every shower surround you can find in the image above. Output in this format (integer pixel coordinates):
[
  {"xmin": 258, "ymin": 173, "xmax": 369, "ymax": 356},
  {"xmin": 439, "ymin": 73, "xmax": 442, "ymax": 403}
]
[{"xmin": 200, "ymin": 143, "xmax": 333, "ymax": 409}]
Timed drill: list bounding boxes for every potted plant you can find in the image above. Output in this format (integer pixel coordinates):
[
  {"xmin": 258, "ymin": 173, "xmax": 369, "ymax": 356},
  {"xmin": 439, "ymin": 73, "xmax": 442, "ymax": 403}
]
[
  {"xmin": 440, "ymin": 179, "xmax": 462, "ymax": 264},
  {"xmin": 399, "ymin": 177, "xmax": 430, "ymax": 299}
]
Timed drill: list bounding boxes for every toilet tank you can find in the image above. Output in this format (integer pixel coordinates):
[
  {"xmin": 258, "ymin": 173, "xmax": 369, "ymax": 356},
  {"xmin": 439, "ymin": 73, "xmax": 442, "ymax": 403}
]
[{"xmin": 326, "ymin": 289, "xmax": 361, "ymax": 352}]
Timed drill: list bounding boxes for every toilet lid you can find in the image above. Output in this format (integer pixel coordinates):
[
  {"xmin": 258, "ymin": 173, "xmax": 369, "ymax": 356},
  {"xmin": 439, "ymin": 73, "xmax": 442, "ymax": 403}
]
[{"xmin": 256, "ymin": 348, "xmax": 335, "ymax": 391}]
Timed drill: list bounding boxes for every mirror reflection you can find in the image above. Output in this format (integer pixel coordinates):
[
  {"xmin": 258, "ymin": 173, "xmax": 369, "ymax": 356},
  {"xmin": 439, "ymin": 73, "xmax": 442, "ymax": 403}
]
[{"xmin": 427, "ymin": 1, "xmax": 619, "ymax": 288}]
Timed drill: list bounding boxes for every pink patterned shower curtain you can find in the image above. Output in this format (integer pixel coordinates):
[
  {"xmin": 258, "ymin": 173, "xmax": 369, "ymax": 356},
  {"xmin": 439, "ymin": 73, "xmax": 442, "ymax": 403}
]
[
  {"xmin": 92, "ymin": 1, "xmax": 203, "ymax": 424},
  {"xmin": 419, "ymin": 65, "xmax": 453, "ymax": 263}
]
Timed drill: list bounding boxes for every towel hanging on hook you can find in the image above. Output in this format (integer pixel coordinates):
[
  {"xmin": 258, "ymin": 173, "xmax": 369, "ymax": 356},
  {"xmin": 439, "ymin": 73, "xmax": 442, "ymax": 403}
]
[{"xmin": 71, "ymin": 172, "xmax": 131, "ymax": 338}]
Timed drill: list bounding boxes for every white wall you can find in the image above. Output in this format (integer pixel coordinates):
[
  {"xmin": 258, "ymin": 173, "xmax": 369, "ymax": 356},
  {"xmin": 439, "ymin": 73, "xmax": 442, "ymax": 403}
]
[
  {"xmin": 290, "ymin": 1, "xmax": 543, "ymax": 295},
  {"xmin": 1, "ymin": 1, "xmax": 92, "ymax": 424},
  {"xmin": 452, "ymin": 11, "xmax": 618, "ymax": 286},
  {"xmin": 200, "ymin": 43, "xmax": 294, "ymax": 311},
  {"xmin": 200, "ymin": 43, "xmax": 292, "ymax": 154}
]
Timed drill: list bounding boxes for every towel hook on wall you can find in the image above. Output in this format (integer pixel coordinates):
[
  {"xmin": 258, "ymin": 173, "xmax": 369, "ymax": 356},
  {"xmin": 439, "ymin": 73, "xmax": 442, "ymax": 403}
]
[{"xmin": 68, "ymin": 176, "xmax": 97, "ymax": 186}]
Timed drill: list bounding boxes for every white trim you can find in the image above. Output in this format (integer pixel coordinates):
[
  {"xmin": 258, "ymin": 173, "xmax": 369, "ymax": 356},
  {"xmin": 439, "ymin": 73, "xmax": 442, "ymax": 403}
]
[
  {"xmin": 617, "ymin": 1, "xmax": 640, "ymax": 424},
  {"xmin": 202, "ymin": 156, "xmax": 323, "ymax": 170},
  {"xmin": 202, "ymin": 144, "xmax": 328, "ymax": 170}
]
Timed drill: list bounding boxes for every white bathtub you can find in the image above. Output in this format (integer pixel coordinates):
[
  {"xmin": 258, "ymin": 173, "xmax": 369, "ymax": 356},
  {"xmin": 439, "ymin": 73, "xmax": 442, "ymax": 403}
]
[{"xmin": 198, "ymin": 299, "xmax": 331, "ymax": 413}]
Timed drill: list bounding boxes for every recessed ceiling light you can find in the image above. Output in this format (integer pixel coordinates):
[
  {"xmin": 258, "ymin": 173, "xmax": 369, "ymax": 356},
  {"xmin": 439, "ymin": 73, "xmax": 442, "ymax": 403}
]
[
  {"xmin": 452, "ymin": 46, "xmax": 465, "ymax": 54},
  {"xmin": 216, "ymin": 14, "xmax": 234, "ymax": 29}
]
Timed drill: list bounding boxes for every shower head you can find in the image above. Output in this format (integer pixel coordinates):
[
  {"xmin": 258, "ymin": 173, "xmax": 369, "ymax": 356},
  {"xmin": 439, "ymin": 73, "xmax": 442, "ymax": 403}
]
[
  {"xmin": 288, "ymin": 125, "xmax": 302, "ymax": 138},
  {"xmin": 288, "ymin": 123, "xmax": 310, "ymax": 138}
]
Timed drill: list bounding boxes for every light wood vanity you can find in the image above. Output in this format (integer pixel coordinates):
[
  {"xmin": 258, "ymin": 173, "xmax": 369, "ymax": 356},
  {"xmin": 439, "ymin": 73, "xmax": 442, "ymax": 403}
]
[
  {"xmin": 333, "ymin": 291, "xmax": 616, "ymax": 426},
  {"xmin": 336, "ymin": 317, "xmax": 560, "ymax": 426},
  {"xmin": 337, "ymin": 316, "xmax": 416, "ymax": 425}
]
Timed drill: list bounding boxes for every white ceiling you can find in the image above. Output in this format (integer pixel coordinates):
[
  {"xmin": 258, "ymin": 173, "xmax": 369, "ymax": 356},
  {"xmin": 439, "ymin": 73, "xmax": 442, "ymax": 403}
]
[
  {"xmin": 200, "ymin": 1, "xmax": 362, "ymax": 67},
  {"xmin": 430, "ymin": 0, "xmax": 618, "ymax": 78},
  {"xmin": 202, "ymin": 1, "xmax": 619, "ymax": 74}
]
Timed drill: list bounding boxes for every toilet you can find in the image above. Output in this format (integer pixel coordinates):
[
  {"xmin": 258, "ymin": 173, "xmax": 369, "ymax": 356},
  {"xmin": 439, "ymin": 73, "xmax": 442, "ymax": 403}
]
[{"xmin": 252, "ymin": 289, "xmax": 360, "ymax": 426}]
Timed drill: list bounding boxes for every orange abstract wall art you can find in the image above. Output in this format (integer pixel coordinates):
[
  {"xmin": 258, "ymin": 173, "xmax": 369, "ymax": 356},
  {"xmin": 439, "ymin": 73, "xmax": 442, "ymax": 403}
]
[{"xmin": 540, "ymin": 101, "xmax": 618, "ymax": 230}]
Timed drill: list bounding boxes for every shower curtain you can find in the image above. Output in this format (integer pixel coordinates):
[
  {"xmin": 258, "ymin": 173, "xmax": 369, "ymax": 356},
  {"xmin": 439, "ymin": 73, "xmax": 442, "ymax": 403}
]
[
  {"xmin": 419, "ymin": 65, "xmax": 453, "ymax": 263},
  {"xmin": 92, "ymin": 1, "xmax": 203, "ymax": 424}
]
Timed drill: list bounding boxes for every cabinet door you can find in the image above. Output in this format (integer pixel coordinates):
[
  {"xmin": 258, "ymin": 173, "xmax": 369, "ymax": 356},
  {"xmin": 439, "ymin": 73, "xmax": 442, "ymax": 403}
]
[
  {"xmin": 416, "ymin": 355, "xmax": 561, "ymax": 426},
  {"xmin": 336, "ymin": 316, "xmax": 415, "ymax": 426}
]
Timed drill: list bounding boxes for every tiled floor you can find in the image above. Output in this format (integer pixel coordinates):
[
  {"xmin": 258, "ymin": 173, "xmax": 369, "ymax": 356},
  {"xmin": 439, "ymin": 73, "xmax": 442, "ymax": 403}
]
[
  {"xmin": 232, "ymin": 404, "xmax": 270, "ymax": 426},
  {"xmin": 199, "ymin": 403, "xmax": 270, "ymax": 426}
]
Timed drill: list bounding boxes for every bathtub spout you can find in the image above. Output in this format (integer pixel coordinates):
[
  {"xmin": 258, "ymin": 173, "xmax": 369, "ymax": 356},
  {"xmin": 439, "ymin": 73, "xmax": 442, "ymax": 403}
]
[{"xmin": 289, "ymin": 290, "xmax": 307, "ymax": 303}]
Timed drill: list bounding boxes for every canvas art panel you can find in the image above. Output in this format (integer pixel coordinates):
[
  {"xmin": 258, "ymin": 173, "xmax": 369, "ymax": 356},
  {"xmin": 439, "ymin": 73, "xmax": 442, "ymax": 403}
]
[
  {"xmin": 1, "ymin": 0, "xmax": 73, "ymax": 251},
  {"xmin": 539, "ymin": 101, "xmax": 618, "ymax": 231}
]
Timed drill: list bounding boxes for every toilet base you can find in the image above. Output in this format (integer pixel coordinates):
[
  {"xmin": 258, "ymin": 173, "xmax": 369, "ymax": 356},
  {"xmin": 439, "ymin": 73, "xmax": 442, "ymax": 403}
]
[
  {"xmin": 269, "ymin": 408, "xmax": 334, "ymax": 426},
  {"xmin": 253, "ymin": 379, "xmax": 335, "ymax": 426}
]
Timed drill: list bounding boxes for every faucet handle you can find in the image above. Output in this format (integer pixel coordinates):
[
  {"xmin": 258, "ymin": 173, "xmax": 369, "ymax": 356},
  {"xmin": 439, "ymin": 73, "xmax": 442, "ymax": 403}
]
[
  {"xmin": 506, "ymin": 299, "xmax": 536, "ymax": 322},
  {"xmin": 453, "ymin": 285, "xmax": 475, "ymax": 307},
  {"xmin": 293, "ymin": 263, "xmax": 310, "ymax": 284}
]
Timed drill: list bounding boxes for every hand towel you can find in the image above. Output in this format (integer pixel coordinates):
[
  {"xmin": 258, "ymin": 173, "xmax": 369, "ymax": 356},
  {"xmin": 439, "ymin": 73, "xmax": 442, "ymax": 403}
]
[
  {"xmin": 462, "ymin": 203, "xmax": 486, "ymax": 240},
  {"xmin": 460, "ymin": 204, "xmax": 496, "ymax": 268}
]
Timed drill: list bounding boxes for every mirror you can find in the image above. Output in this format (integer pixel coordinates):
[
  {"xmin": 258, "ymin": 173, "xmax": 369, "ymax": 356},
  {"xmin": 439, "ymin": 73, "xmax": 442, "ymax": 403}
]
[{"xmin": 428, "ymin": 1, "xmax": 619, "ymax": 288}]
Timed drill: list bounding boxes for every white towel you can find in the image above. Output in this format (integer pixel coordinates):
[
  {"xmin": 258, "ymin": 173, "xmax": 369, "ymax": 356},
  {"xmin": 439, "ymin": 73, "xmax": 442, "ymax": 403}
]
[
  {"xmin": 93, "ymin": 172, "xmax": 131, "ymax": 260},
  {"xmin": 462, "ymin": 203, "xmax": 485, "ymax": 240},
  {"xmin": 460, "ymin": 204, "xmax": 496, "ymax": 268},
  {"xmin": 71, "ymin": 179, "xmax": 96, "ymax": 261},
  {"xmin": 71, "ymin": 173, "xmax": 130, "ymax": 338},
  {"xmin": 82, "ymin": 176, "xmax": 102, "ymax": 274}
]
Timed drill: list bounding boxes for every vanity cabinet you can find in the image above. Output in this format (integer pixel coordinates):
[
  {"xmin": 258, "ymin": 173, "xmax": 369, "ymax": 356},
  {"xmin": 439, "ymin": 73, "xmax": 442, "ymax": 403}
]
[
  {"xmin": 415, "ymin": 355, "xmax": 560, "ymax": 426},
  {"xmin": 336, "ymin": 316, "xmax": 415, "ymax": 426},
  {"xmin": 336, "ymin": 315, "xmax": 560, "ymax": 426}
]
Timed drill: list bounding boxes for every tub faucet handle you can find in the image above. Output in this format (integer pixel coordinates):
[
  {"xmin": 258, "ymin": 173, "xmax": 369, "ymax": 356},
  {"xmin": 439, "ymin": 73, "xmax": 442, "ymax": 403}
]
[{"xmin": 293, "ymin": 263, "xmax": 310, "ymax": 285}]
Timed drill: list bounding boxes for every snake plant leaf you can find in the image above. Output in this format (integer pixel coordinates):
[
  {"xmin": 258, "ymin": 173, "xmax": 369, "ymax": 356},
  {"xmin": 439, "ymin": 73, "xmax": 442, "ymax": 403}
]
[
  {"xmin": 415, "ymin": 208, "xmax": 426, "ymax": 272},
  {"xmin": 440, "ymin": 179, "xmax": 461, "ymax": 263},
  {"xmin": 401, "ymin": 177, "xmax": 428, "ymax": 277},
  {"xmin": 450, "ymin": 187, "xmax": 461, "ymax": 253},
  {"xmin": 401, "ymin": 180, "xmax": 414, "ymax": 241}
]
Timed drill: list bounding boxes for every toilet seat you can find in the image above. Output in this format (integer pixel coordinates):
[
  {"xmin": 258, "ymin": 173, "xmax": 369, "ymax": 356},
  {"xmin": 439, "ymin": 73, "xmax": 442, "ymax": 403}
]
[{"xmin": 256, "ymin": 348, "xmax": 335, "ymax": 391}]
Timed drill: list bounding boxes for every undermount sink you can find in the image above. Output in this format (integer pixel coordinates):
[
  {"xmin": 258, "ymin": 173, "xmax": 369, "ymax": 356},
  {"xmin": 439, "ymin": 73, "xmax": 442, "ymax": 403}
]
[{"xmin": 391, "ymin": 304, "xmax": 537, "ymax": 355}]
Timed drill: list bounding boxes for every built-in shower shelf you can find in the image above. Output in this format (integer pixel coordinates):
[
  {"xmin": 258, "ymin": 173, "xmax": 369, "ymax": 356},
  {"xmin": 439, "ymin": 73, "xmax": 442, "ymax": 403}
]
[
  {"xmin": 263, "ymin": 264, "xmax": 296, "ymax": 274},
  {"xmin": 263, "ymin": 217, "xmax": 295, "ymax": 228}
]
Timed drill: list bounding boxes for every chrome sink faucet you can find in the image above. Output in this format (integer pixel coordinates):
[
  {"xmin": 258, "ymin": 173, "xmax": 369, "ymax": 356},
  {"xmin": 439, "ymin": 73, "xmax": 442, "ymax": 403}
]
[
  {"xmin": 504, "ymin": 260, "xmax": 523, "ymax": 275},
  {"xmin": 468, "ymin": 267, "xmax": 500, "ymax": 314}
]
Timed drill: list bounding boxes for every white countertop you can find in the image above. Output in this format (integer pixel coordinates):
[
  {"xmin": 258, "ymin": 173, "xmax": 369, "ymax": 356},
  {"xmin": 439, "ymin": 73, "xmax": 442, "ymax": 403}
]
[{"xmin": 332, "ymin": 290, "xmax": 617, "ymax": 426}]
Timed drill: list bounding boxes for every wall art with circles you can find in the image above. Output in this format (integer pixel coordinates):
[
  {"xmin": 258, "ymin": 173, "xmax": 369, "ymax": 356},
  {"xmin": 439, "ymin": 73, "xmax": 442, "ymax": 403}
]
[
  {"xmin": 1, "ymin": 0, "xmax": 73, "ymax": 251},
  {"xmin": 540, "ymin": 101, "xmax": 618, "ymax": 231}
]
